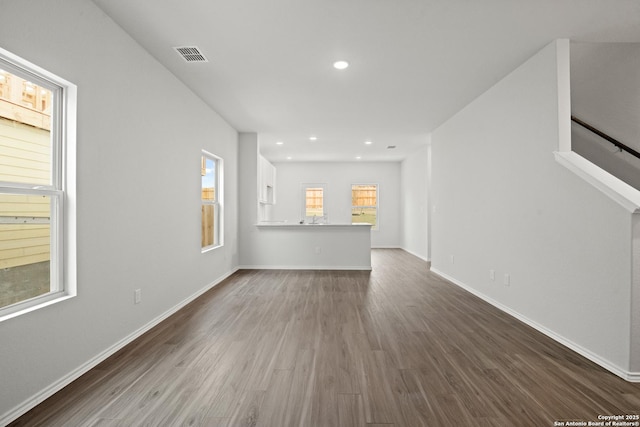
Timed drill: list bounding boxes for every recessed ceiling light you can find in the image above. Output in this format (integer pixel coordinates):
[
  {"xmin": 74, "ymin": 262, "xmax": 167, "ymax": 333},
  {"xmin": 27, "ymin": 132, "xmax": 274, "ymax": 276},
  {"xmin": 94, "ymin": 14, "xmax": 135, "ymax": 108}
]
[
  {"xmin": 333, "ymin": 60, "xmax": 349, "ymax": 70},
  {"xmin": 276, "ymin": 141, "xmax": 284, "ymax": 145},
  {"xmin": 309, "ymin": 136, "xmax": 318, "ymax": 141},
  {"xmin": 364, "ymin": 140, "xmax": 373, "ymax": 145},
  {"xmin": 286, "ymin": 156, "xmax": 293, "ymax": 160},
  {"xmin": 355, "ymin": 156, "xmax": 362, "ymax": 160}
]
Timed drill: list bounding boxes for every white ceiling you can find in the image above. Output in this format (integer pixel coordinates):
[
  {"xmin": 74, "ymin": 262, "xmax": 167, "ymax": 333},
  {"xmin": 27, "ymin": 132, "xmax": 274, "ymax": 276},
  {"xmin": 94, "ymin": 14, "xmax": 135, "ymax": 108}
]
[{"xmin": 92, "ymin": 0, "xmax": 640, "ymax": 162}]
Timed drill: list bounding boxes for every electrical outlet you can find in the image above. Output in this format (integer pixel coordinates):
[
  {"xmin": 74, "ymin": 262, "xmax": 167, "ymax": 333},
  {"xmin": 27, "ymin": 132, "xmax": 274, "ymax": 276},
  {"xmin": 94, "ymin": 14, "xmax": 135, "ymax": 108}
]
[
  {"xmin": 503, "ymin": 274, "xmax": 510, "ymax": 286},
  {"xmin": 489, "ymin": 269, "xmax": 495, "ymax": 281},
  {"xmin": 134, "ymin": 289, "xmax": 142, "ymax": 304}
]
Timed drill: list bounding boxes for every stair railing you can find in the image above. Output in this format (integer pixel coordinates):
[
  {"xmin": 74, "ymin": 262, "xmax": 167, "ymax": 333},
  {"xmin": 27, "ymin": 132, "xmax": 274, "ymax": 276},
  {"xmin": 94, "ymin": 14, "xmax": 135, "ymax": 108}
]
[{"xmin": 571, "ymin": 116, "xmax": 640, "ymax": 160}]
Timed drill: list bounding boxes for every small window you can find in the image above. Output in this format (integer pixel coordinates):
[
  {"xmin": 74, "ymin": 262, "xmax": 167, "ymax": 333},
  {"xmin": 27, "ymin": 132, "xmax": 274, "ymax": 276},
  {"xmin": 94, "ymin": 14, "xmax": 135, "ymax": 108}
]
[
  {"xmin": 201, "ymin": 151, "xmax": 223, "ymax": 251},
  {"xmin": 0, "ymin": 47, "xmax": 77, "ymax": 320},
  {"xmin": 352, "ymin": 184, "xmax": 378, "ymax": 229},
  {"xmin": 301, "ymin": 183, "xmax": 326, "ymax": 223}
]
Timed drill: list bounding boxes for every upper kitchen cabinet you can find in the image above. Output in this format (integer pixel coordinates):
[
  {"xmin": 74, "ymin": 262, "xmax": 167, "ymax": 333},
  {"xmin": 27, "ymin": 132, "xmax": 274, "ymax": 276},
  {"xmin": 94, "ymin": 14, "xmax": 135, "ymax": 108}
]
[{"xmin": 259, "ymin": 155, "xmax": 276, "ymax": 204}]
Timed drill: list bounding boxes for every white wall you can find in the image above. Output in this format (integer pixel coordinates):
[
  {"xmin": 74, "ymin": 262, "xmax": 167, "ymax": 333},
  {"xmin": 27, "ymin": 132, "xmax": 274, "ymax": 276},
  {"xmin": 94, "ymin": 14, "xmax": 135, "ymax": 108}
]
[
  {"xmin": 431, "ymin": 41, "xmax": 633, "ymax": 376},
  {"xmin": 238, "ymin": 132, "xmax": 261, "ymax": 266},
  {"xmin": 269, "ymin": 162, "xmax": 402, "ymax": 248},
  {"xmin": 0, "ymin": 0, "xmax": 239, "ymax": 422},
  {"xmin": 570, "ymin": 42, "xmax": 640, "ymax": 190},
  {"xmin": 400, "ymin": 144, "xmax": 430, "ymax": 261}
]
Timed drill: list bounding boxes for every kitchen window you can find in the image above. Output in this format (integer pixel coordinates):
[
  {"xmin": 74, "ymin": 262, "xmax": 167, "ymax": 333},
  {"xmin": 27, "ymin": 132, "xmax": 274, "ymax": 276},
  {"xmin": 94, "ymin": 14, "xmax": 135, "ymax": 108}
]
[
  {"xmin": 0, "ymin": 47, "xmax": 77, "ymax": 320},
  {"xmin": 351, "ymin": 184, "xmax": 378, "ymax": 229},
  {"xmin": 301, "ymin": 183, "xmax": 326, "ymax": 223}
]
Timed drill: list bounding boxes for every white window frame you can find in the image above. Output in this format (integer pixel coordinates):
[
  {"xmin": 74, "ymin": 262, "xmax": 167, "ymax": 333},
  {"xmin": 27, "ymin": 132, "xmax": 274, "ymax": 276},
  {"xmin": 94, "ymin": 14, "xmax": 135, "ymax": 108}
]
[
  {"xmin": 0, "ymin": 47, "xmax": 77, "ymax": 322},
  {"xmin": 301, "ymin": 183, "xmax": 327, "ymax": 223},
  {"xmin": 351, "ymin": 183, "xmax": 379, "ymax": 230},
  {"xmin": 201, "ymin": 150, "xmax": 223, "ymax": 252}
]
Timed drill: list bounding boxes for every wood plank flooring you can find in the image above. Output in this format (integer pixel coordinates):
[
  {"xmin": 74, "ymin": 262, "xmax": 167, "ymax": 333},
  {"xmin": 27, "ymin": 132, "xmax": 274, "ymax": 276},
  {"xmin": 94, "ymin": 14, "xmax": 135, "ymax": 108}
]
[{"xmin": 9, "ymin": 249, "xmax": 640, "ymax": 426}]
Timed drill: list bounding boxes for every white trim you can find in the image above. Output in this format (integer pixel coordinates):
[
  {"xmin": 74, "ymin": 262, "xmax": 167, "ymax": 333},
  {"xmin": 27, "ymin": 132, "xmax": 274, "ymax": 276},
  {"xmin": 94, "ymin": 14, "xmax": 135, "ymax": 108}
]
[
  {"xmin": 238, "ymin": 265, "xmax": 372, "ymax": 271},
  {"xmin": 554, "ymin": 151, "xmax": 640, "ymax": 213},
  {"xmin": 400, "ymin": 247, "xmax": 430, "ymax": 263},
  {"xmin": 556, "ymin": 39, "xmax": 572, "ymax": 153},
  {"xmin": 430, "ymin": 267, "xmax": 638, "ymax": 382},
  {"xmin": 0, "ymin": 267, "xmax": 239, "ymax": 426},
  {"xmin": 0, "ymin": 294, "xmax": 74, "ymax": 323}
]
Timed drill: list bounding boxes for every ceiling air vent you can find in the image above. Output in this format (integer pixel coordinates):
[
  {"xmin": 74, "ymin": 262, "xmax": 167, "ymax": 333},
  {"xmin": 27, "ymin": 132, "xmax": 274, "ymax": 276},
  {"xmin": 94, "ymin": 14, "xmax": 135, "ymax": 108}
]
[
  {"xmin": 387, "ymin": 145, "xmax": 396, "ymax": 149},
  {"xmin": 174, "ymin": 46, "xmax": 208, "ymax": 63}
]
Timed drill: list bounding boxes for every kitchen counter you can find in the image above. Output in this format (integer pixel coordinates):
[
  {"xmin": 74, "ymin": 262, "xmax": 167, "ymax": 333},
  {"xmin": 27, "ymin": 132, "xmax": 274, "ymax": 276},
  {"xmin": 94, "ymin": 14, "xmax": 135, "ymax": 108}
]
[
  {"xmin": 244, "ymin": 222, "xmax": 372, "ymax": 270},
  {"xmin": 256, "ymin": 222, "xmax": 371, "ymax": 227}
]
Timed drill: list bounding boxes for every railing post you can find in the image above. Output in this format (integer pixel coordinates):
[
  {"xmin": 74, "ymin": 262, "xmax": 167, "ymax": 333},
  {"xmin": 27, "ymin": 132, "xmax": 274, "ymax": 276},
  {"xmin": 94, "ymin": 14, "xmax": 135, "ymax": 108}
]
[{"xmin": 631, "ymin": 213, "xmax": 640, "ymax": 376}]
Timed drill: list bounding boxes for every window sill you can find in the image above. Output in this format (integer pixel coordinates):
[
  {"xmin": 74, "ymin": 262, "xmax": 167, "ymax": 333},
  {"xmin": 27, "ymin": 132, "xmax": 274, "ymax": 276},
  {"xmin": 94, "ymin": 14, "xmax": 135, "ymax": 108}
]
[
  {"xmin": 0, "ymin": 293, "xmax": 75, "ymax": 323},
  {"xmin": 201, "ymin": 243, "xmax": 223, "ymax": 253}
]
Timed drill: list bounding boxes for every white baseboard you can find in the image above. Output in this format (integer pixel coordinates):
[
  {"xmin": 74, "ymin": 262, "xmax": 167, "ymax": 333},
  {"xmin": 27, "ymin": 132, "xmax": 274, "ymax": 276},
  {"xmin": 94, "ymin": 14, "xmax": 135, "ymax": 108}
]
[
  {"xmin": 1, "ymin": 267, "xmax": 239, "ymax": 426},
  {"xmin": 430, "ymin": 268, "xmax": 637, "ymax": 382},
  {"xmin": 400, "ymin": 247, "xmax": 430, "ymax": 263},
  {"xmin": 625, "ymin": 371, "xmax": 640, "ymax": 382},
  {"xmin": 237, "ymin": 265, "xmax": 372, "ymax": 271}
]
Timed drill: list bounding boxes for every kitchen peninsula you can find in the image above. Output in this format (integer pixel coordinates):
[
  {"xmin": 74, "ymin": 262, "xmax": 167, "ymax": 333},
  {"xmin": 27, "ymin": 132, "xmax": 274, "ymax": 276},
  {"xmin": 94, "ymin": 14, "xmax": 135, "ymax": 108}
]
[{"xmin": 252, "ymin": 223, "xmax": 372, "ymax": 270}]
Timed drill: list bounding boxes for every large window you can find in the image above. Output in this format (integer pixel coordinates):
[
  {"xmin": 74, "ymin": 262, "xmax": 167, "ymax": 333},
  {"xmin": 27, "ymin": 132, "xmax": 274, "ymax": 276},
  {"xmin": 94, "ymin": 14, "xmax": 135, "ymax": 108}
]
[
  {"xmin": 201, "ymin": 151, "xmax": 223, "ymax": 251},
  {"xmin": 0, "ymin": 47, "xmax": 76, "ymax": 320},
  {"xmin": 352, "ymin": 184, "xmax": 378, "ymax": 229}
]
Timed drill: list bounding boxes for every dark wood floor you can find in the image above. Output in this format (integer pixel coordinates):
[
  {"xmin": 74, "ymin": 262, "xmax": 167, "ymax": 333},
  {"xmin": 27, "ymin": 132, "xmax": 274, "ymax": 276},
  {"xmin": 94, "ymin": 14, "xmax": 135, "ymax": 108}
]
[{"xmin": 10, "ymin": 249, "xmax": 640, "ymax": 426}]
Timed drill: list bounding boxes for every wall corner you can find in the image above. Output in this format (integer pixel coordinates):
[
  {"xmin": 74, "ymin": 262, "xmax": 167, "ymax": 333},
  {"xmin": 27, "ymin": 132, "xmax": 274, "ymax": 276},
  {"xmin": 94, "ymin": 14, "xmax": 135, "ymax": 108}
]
[{"xmin": 556, "ymin": 38, "xmax": 572, "ymax": 153}]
